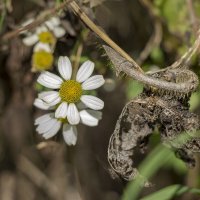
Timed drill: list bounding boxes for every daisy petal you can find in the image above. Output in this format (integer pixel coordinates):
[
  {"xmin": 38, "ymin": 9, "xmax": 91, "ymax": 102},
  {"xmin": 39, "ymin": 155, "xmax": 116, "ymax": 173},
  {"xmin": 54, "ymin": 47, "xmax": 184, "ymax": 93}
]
[
  {"xmin": 38, "ymin": 91, "xmax": 55, "ymax": 99},
  {"xmin": 76, "ymin": 60, "xmax": 94, "ymax": 83},
  {"xmin": 43, "ymin": 121, "xmax": 61, "ymax": 139},
  {"xmin": 76, "ymin": 101, "xmax": 87, "ymax": 110},
  {"xmin": 45, "ymin": 21, "xmax": 54, "ymax": 30},
  {"xmin": 80, "ymin": 110, "xmax": 99, "ymax": 126},
  {"xmin": 53, "ymin": 27, "xmax": 66, "ymax": 38},
  {"xmin": 48, "ymin": 17, "xmax": 61, "ymax": 27},
  {"xmin": 58, "ymin": 56, "xmax": 72, "ymax": 80},
  {"xmin": 80, "ymin": 95, "xmax": 104, "ymax": 110},
  {"xmin": 55, "ymin": 102, "xmax": 68, "ymax": 118},
  {"xmin": 39, "ymin": 91, "xmax": 61, "ymax": 106},
  {"xmin": 45, "ymin": 17, "xmax": 61, "ymax": 31},
  {"xmin": 67, "ymin": 103, "xmax": 80, "ymax": 125},
  {"xmin": 22, "ymin": 34, "xmax": 38, "ymax": 46},
  {"xmin": 35, "ymin": 113, "xmax": 54, "ymax": 125},
  {"xmin": 33, "ymin": 42, "xmax": 52, "ymax": 52},
  {"xmin": 34, "ymin": 98, "xmax": 51, "ymax": 110},
  {"xmin": 86, "ymin": 110, "xmax": 102, "ymax": 120},
  {"xmin": 62, "ymin": 124, "xmax": 78, "ymax": 145},
  {"xmin": 36, "ymin": 118, "xmax": 57, "ymax": 134},
  {"xmin": 37, "ymin": 71, "xmax": 63, "ymax": 89},
  {"xmin": 82, "ymin": 75, "xmax": 105, "ymax": 90},
  {"xmin": 36, "ymin": 26, "xmax": 48, "ymax": 34}
]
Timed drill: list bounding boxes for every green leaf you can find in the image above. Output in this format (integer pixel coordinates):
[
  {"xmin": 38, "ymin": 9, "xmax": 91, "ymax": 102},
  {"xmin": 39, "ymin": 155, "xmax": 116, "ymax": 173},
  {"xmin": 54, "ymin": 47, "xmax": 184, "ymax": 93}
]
[
  {"xmin": 140, "ymin": 184, "xmax": 200, "ymax": 200},
  {"xmin": 122, "ymin": 132, "xmax": 200, "ymax": 200},
  {"xmin": 164, "ymin": 153, "xmax": 187, "ymax": 175},
  {"xmin": 150, "ymin": 47, "xmax": 164, "ymax": 64},
  {"xmin": 154, "ymin": 0, "xmax": 188, "ymax": 34},
  {"xmin": 122, "ymin": 145, "xmax": 173, "ymax": 200},
  {"xmin": 126, "ymin": 80, "xmax": 143, "ymax": 100},
  {"xmin": 189, "ymin": 92, "xmax": 200, "ymax": 111}
]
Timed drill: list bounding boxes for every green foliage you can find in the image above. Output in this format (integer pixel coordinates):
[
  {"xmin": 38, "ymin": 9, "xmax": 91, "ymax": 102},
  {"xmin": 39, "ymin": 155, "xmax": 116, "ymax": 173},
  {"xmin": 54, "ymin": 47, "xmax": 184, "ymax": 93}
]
[
  {"xmin": 194, "ymin": 1, "xmax": 200, "ymax": 17},
  {"xmin": 121, "ymin": 144, "xmax": 199, "ymax": 200},
  {"xmin": 164, "ymin": 153, "xmax": 187, "ymax": 175},
  {"xmin": 150, "ymin": 47, "xmax": 164, "ymax": 64},
  {"xmin": 189, "ymin": 91, "xmax": 200, "ymax": 111},
  {"xmin": 141, "ymin": 185, "xmax": 200, "ymax": 200},
  {"xmin": 126, "ymin": 80, "xmax": 143, "ymax": 100},
  {"xmin": 35, "ymin": 82, "xmax": 45, "ymax": 91},
  {"xmin": 56, "ymin": 0, "xmax": 63, "ymax": 6},
  {"xmin": 122, "ymin": 131, "xmax": 200, "ymax": 200},
  {"xmin": 121, "ymin": 145, "xmax": 173, "ymax": 200},
  {"xmin": 154, "ymin": 0, "xmax": 188, "ymax": 34}
]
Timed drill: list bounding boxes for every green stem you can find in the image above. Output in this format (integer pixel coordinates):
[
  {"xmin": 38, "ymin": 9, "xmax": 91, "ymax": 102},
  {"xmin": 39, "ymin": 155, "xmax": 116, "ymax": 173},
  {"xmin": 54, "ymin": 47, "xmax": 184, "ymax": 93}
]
[{"xmin": 71, "ymin": 29, "xmax": 89, "ymax": 79}]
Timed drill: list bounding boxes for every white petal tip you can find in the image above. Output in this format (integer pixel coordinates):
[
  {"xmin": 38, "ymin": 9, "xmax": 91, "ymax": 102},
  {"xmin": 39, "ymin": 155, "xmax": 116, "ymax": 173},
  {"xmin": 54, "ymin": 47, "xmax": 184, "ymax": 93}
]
[
  {"xmin": 58, "ymin": 56, "xmax": 72, "ymax": 80},
  {"xmin": 80, "ymin": 110, "xmax": 99, "ymax": 127},
  {"xmin": 76, "ymin": 60, "xmax": 95, "ymax": 83},
  {"xmin": 63, "ymin": 125, "xmax": 78, "ymax": 145},
  {"xmin": 81, "ymin": 95, "xmax": 104, "ymax": 110},
  {"xmin": 67, "ymin": 103, "xmax": 80, "ymax": 125},
  {"xmin": 55, "ymin": 102, "xmax": 68, "ymax": 118},
  {"xmin": 82, "ymin": 75, "xmax": 105, "ymax": 90}
]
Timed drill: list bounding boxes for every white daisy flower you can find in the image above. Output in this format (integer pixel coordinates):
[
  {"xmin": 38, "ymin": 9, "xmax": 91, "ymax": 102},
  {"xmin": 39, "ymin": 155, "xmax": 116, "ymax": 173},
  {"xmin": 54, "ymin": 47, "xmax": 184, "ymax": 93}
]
[
  {"xmin": 34, "ymin": 98, "xmax": 53, "ymax": 110},
  {"xmin": 34, "ymin": 109, "xmax": 102, "ymax": 145},
  {"xmin": 21, "ymin": 17, "xmax": 66, "ymax": 46},
  {"xmin": 37, "ymin": 56, "xmax": 105, "ymax": 125}
]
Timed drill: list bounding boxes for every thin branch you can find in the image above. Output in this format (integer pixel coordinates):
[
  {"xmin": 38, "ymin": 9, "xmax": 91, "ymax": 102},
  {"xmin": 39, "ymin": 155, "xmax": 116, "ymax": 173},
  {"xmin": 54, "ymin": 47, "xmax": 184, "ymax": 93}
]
[
  {"xmin": 185, "ymin": 154, "xmax": 200, "ymax": 188},
  {"xmin": 72, "ymin": 42, "xmax": 83, "ymax": 78},
  {"xmin": 137, "ymin": 20, "xmax": 162, "ymax": 65},
  {"xmin": 169, "ymin": 28, "xmax": 200, "ymax": 69},
  {"xmin": 71, "ymin": 29, "xmax": 89, "ymax": 78},
  {"xmin": 1, "ymin": 0, "xmax": 72, "ymax": 41},
  {"xmin": 148, "ymin": 1, "xmax": 200, "ymax": 75},
  {"xmin": 17, "ymin": 155, "xmax": 62, "ymax": 200},
  {"xmin": 1, "ymin": 0, "xmax": 144, "ymax": 74},
  {"xmin": 2, "ymin": 0, "xmax": 200, "ymax": 75},
  {"xmin": 147, "ymin": 26, "xmax": 200, "ymax": 76},
  {"xmin": 68, "ymin": 1, "xmax": 144, "ymax": 73},
  {"xmin": 137, "ymin": 0, "xmax": 162, "ymax": 65},
  {"xmin": 186, "ymin": 0, "xmax": 199, "ymax": 34},
  {"xmin": 183, "ymin": 154, "xmax": 200, "ymax": 200}
]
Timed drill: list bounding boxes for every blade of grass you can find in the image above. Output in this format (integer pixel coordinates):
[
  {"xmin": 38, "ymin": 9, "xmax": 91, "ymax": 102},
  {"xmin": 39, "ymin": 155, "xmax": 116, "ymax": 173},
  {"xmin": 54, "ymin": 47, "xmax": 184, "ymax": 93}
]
[
  {"xmin": 122, "ymin": 145, "xmax": 174, "ymax": 200},
  {"xmin": 0, "ymin": 6, "xmax": 6, "ymax": 33},
  {"xmin": 122, "ymin": 131, "xmax": 200, "ymax": 200},
  {"xmin": 140, "ymin": 184, "xmax": 200, "ymax": 200}
]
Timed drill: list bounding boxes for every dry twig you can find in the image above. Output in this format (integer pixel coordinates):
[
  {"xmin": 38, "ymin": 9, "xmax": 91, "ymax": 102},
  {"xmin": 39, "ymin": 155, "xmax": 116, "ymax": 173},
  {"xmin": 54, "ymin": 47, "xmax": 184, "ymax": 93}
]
[
  {"xmin": 186, "ymin": 0, "xmax": 199, "ymax": 34},
  {"xmin": 1, "ymin": 0, "xmax": 144, "ymax": 73},
  {"xmin": 17, "ymin": 155, "xmax": 63, "ymax": 200},
  {"xmin": 1, "ymin": 0, "xmax": 72, "ymax": 41},
  {"xmin": 137, "ymin": 0, "xmax": 162, "ymax": 65}
]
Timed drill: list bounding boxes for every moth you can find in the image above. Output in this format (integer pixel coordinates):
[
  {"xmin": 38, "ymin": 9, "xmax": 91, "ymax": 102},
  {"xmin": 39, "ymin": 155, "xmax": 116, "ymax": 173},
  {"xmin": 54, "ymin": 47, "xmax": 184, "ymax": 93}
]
[{"xmin": 103, "ymin": 45, "xmax": 200, "ymax": 185}]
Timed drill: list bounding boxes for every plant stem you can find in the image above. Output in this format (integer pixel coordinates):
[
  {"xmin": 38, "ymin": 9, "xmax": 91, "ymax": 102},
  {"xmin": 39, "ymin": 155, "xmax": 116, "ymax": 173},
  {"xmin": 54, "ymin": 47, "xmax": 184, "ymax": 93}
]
[{"xmin": 68, "ymin": 1, "xmax": 144, "ymax": 73}]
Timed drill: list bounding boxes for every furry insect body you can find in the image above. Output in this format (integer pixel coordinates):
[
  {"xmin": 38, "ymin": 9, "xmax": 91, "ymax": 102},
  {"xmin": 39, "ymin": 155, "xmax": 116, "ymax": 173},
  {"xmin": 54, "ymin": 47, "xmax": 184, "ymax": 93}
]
[{"xmin": 147, "ymin": 69, "xmax": 199, "ymax": 100}]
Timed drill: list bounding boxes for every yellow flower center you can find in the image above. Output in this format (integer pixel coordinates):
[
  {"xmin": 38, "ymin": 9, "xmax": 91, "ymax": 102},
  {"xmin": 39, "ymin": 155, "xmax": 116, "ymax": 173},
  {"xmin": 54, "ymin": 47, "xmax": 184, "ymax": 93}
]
[
  {"xmin": 38, "ymin": 31, "xmax": 56, "ymax": 44},
  {"xmin": 59, "ymin": 80, "xmax": 82, "ymax": 103},
  {"xmin": 32, "ymin": 51, "xmax": 54, "ymax": 71}
]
